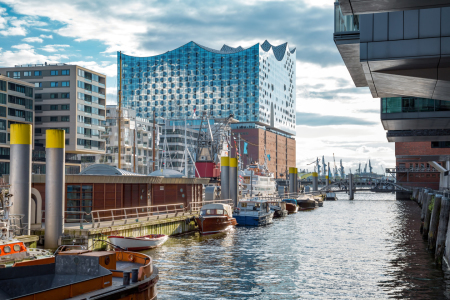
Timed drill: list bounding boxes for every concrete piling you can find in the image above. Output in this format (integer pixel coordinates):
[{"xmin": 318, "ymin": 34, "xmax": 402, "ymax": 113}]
[
  {"xmin": 220, "ymin": 157, "xmax": 229, "ymax": 200},
  {"xmin": 229, "ymin": 158, "xmax": 238, "ymax": 207},
  {"xmin": 9, "ymin": 124, "xmax": 32, "ymax": 236},
  {"xmin": 423, "ymin": 193, "xmax": 433, "ymax": 239},
  {"xmin": 436, "ymin": 196, "xmax": 450, "ymax": 264},
  {"xmin": 312, "ymin": 172, "xmax": 318, "ymax": 192},
  {"xmin": 349, "ymin": 174, "xmax": 354, "ymax": 200},
  {"xmin": 44, "ymin": 129, "xmax": 66, "ymax": 249},
  {"xmin": 289, "ymin": 167, "xmax": 295, "ymax": 195},
  {"xmin": 428, "ymin": 194, "xmax": 442, "ymax": 251},
  {"xmin": 420, "ymin": 192, "xmax": 430, "ymax": 233}
]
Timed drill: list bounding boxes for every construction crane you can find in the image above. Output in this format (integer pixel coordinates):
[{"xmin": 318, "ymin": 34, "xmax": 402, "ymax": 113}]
[
  {"xmin": 333, "ymin": 153, "xmax": 338, "ymax": 179},
  {"xmin": 369, "ymin": 159, "xmax": 373, "ymax": 174},
  {"xmin": 364, "ymin": 163, "xmax": 367, "ymax": 174},
  {"xmin": 316, "ymin": 157, "xmax": 321, "ymax": 175},
  {"xmin": 340, "ymin": 159, "xmax": 345, "ymax": 178},
  {"xmin": 356, "ymin": 163, "xmax": 361, "ymax": 174},
  {"xmin": 322, "ymin": 156, "xmax": 327, "ymax": 179}
]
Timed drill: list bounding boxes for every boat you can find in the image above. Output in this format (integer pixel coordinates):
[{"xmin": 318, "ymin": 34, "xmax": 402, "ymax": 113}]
[
  {"xmin": 195, "ymin": 203, "xmax": 237, "ymax": 234},
  {"xmin": 239, "ymin": 163, "xmax": 277, "ymax": 197},
  {"xmin": 297, "ymin": 195, "xmax": 318, "ymax": 211},
  {"xmin": 269, "ymin": 201, "xmax": 288, "ymax": 218},
  {"xmin": 315, "ymin": 195, "xmax": 324, "ymax": 207},
  {"xmin": 282, "ymin": 198, "xmax": 299, "ymax": 214},
  {"xmin": 108, "ymin": 234, "xmax": 169, "ymax": 251},
  {"xmin": 0, "ymin": 249, "xmax": 159, "ymax": 300},
  {"xmin": 325, "ymin": 191, "xmax": 338, "ymax": 201},
  {"xmin": 234, "ymin": 199, "xmax": 274, "ymax": 226}
]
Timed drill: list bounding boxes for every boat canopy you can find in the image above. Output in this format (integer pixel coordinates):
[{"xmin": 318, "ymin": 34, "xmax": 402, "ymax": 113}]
[
  {"xmin": 282, "ymin": 199, "xmax": 297, "ymax": 205},
  {"xmin": 201, "ymin": 203, "xmax": 232, "ymax": 216}
]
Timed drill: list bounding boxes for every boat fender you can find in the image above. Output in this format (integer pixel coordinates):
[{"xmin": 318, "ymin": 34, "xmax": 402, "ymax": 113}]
[{"xmin": 128, "ymin": 254, "xmax": 134, "ymax": 262}]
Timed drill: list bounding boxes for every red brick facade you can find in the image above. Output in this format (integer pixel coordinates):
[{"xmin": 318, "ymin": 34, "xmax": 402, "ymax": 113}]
[
  {"xmin": 395, "ymin": 142, "xmax": 449, "ymax": 190},
  {"xmin": 231, "ymin": 128, "xmax": 296, "ymax": 179}
]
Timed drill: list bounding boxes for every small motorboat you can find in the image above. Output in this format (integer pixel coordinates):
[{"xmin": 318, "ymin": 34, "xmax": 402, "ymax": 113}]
[
  {"xmin": 325, "ymin": 191, "xmax": 337, "ymax": 201},
  {"xmin": 314, "ymin": 195, "xmax": 324, "ymax": 207},
  {"xmin": 297, "ymin": 195, "xmax": 318, "ymax": 211},
  {"xmin": 282, "ymin": 198, "xmax": 299, "ymax": 214},
  {"xmin": 269, "ymin": 201, "xmax": 288, "ymax": 218},
  {"xmin": 108, "ymin": 234, "xmax": 169, "ymax": 251},
  {"xmin": 234, "ymin": 198, "xmax": 274, "ymax": 226},
  {"xmin": 195, "ymin": 203, "xmax": 237, "ymax": 235}
]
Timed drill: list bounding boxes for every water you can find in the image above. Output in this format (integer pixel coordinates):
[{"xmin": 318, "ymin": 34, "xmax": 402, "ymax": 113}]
[{"xmin": 144, "ymin": 193, "xmax": 449, "ymax": 299}]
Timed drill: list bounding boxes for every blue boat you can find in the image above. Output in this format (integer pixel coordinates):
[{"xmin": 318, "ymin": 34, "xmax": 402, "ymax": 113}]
[{"xmin": 234, "ymin": 199, "xmax": 274, "ymax": 226}]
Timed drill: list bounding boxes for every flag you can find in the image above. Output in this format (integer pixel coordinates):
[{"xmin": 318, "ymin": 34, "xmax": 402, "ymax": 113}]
[
  {"xmin": 244, "ymin": 142, "xmax": 248, "ymax": 154},
  {"xmin": 267, "ymin": 154, "xmax": 271, "ymax": 161}
]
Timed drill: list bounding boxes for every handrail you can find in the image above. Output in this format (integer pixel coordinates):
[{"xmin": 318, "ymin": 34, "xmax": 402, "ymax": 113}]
[
  {"xmin": 41, "ymin": 210, "xmax": 90, "ymax": 229},
  {"xmin": 186, "ymin": 199, "xmax": 234, "ymax": 212},
  {"xmin": 90, "ymin": 203, "xmax": 186, "ymax": 228}
]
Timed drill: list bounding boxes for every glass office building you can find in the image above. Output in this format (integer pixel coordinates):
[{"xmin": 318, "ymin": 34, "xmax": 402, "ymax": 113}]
[{"xmin": 117, "ymin": 40, "xmax": 296, "ymax": 134}]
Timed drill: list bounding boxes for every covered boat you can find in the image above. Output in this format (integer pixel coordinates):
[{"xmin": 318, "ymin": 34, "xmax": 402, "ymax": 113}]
[
  {"xmin": 195, "ymin": 203, "xmax": 237, "ymax": 235},
  {"xmin": 269, "ymin": 201, "xmax": 288, "ymax": 218},
  {"xmin": 234, "ymin": 199, "xmax": 274, "ymax": 226},
  {"xmin": 108, "ymin": 234, "xmax": 169, "ymax": 251},
  {"xmin": 325, "ymin": 192, "xmax": 337, "ymax": 201},
  {"xmin": 282, "ymin": 199, "xmax": 299, "ymax": 214}
]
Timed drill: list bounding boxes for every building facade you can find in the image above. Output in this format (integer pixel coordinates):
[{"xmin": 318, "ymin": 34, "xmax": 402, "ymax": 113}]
[
  {"xmin": 0, "ymin": 75, "xmax": 34, "ymax": 175},
  {"xmin": 117, "ymin": 40, "xmax": 296, "ymax": 135},
  {"xmin": 0, "ymin": 64, "xmax": 107, "ymax": 154},
  {"xmin": 81, "ymin": 106, "xmax": 160, "ymax": 174}
]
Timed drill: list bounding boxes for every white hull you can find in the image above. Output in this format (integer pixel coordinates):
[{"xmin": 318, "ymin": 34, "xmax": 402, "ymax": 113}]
[{"xmin": 108, "ymin": 235, "xmax": 169, "ymax": 251}]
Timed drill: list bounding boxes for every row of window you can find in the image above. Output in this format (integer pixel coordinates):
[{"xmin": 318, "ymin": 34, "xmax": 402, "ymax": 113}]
[
  {"xmin": 77, "ymin": 93, "xmax": 103, "ymax": 104},
  {"xmin": 35, "ymin": 104, "xmax": 70, "ymax": 111},
  {"xmin": 8, "ymin": 82, "xmax": 33, "ymax": 97},
  {"xmin": 8, "ymin": 95, "xmax": 33, "ymax": 109},
  {"xmin": 76, "ymin": 127, "xmax": 100, "ymax": 136},
  {"xmin": 8, "ymin": 108, "xmax": 33, "ymax": 122},
  {"xmin": 10, "ymin": 69, "xmax": 70, "ymax": 78},
  {"xmin": 77, "ymin": 115, "xmax": 100, "ymax": 126},
  {"xmin": 35, "ymin": 93, "xmax": 70, "ymax": 99},
  {"xmin": 35, "ymin": 127, "xmax": 69, "ymax": 134},
  {"xmin": 35, "ymin": 116, "xmax": 69, "ymax": 122},
  {"xmin": 76, "ymin": 138, "xmax": 104, "ymax": 149},
  {"xmin": 77, "ymin": 81, "xmax": 101, "ymax": 93},
  {"xmin": 77, "ymin": 104, "xmax": 101, "ymax": 115}
]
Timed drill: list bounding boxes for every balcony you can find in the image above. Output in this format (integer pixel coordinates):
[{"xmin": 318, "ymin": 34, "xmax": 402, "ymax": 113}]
[{"xmin": 386, "ymin": 167, "xmax": 439, "ymax": 173}]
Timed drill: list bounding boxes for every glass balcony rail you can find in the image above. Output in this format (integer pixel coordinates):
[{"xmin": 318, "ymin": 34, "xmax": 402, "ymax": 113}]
[
  {"xmin": 334, "ymin": 1, "xmax": 359, "ymax": 33},
  {"xmin": 381, "ymin": 97, "xmax": 450, "ymax": 113}
]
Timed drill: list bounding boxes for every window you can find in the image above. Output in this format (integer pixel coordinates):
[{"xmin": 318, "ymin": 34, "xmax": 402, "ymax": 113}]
[
  {"xmin": 13, "ymin": 72, "xmax": 20, "ymax": 79},
  {"xmin": 61, "ymin": 105, "xmax": 70, "ymax": 110},
  {"xmin": 61, "ymin": 116, "xmax": 69, "ymax": 122},
  {"xmin": 51, "ymin": 82, "xmax": 58, "ymax": 87},
  {"xmin": 51, "ymin": 70, "xmax": 59, "ymax": 76},
  {"xmin": 0, "ymin": 80, "xmax": 5, "ymax": 92},
  {"xmin": 35, "ymin": 105, "xmax": 42, "ymax": 110},
  {"xmin": 34, "ymin": 82, "xmax": 42, "ymax": 88},
  {"xmin": 50, "ymin": 93, "xmax": 58, "ymax": 99},
  {"xmin": 50, "ymin": 116, "xmax": 58, "ymax": 122},
  {"xmin": 24, "ymin": 71, "xmax": 31, "ymax": 77},
  {"xmin": 35, "ymin": 94, "xmax": 42, "ymax": 99},
  {"xmin": 61, "ymin": 93, "xmax": 70, "ymax": 98},
  {"xmin": 50, "ymin": 105, "xmax": 58, "ymax": 110},
  {"xmin": 61, "ymin": 81, "xmax": 70, "ymax": 87},
  {"xmin": 35, "ymin": 117, "xmax": 41, "ymax": 122},
  {"xmin": 77, "ymin": 92, "xmax": 85, "ymax": 100},
  {"xmin": 0, "ymin": 133, "xmax": 5, "ymax": 144},
  {"xmin": 0, "ymin": 93, "xmax": 5, "ymax": 105},
  {"xmin": 34, "ymin": 71, "xmax": 42, "ymax": 76},
  {"xmin": 0, "ymin": 120, "xmax": 5, "ymax": 131},
  {"xmin": 61, "ymin": 70, "xmax": 70, "ymax": 75}
]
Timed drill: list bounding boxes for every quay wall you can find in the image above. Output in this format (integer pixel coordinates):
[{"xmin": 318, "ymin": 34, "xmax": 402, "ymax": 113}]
[{"xmin": 31, "ymin": 214, "xmax": 197, "ymax": 251}]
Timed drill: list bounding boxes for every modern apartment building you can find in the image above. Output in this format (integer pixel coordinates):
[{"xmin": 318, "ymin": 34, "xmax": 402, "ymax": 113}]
[
  {"xmin": 0, "ymin": 75, "xmax": 34, "ymax": 175},
  {"xmin": 0, "ymin": 64, "xmax": 107, "ymax": 155},
  {"xmin": 117, "ymin": 40, "xmax": 296, "ymax": 135},
  {"xmin": 81, "ymin": 106, "xmax": 160, "ymax": 174}
]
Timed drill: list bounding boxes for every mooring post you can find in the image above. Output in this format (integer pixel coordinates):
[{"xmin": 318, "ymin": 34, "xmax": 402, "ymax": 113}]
[
  {"xmin": 418, "ymin": 190, "xmax": 423, "ymax": 208},
  {"xmin": 435, "ymin": 196, "xmax": 450, "ymax": 265},
  {"xmin": 428, "ymin": 194, "xmax": 442, "ymax": 251},
  {"xmin": 423, "ymin": 193, "xmax": 434, "ymax": 239},
  {"xmin": 420, "ymin": 191, "xmax": 429, "ymax": 233},
  {"xmin": 349, "ymin": 174, "xmax": 354, "ymax": 200}
]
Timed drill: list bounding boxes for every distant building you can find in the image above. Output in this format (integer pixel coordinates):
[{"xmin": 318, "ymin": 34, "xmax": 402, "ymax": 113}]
[
  {"xmin": 81, "ymin": 105, "xmax": 160, "ymax": 174},
  {"xmin": 0, "ymin": 75, "xmax": 34, "ymax": 175}
]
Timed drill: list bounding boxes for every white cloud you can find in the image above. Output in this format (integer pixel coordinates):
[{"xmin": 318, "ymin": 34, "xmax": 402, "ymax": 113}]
[
  {"xmin": 22, "ymin": 37, "xmax": 43, "ymax": 43},
  {"xmin": 39, "ymin": 34, "xmax": 53, "ymax": 38},
  {"xmin": 11, "ymin": 43, "xmax": 34, "ymax": 50},
  {"xmin": 40, "ymin": 44, "xmax": 70, "ymax": 52},
  {"xmin": 0, "ymin": 8, "xmax": 48, "ymax": 36},
  {"xmin": 0, "ymin": 48, "xmax": 60, "ymax": 66}
]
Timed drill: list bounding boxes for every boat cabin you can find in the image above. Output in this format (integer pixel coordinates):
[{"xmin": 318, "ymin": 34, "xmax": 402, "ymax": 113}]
[
  {"xmin": 282, "ymin": 198, "xmax": 298, "ymax": 205},
  {"xmin": 238, "ymin": 200, "xmax": 271, "ymax": 214},
  {"xmin": 200, "ymin": 203, "xmax": 233, "ymax": 217}
]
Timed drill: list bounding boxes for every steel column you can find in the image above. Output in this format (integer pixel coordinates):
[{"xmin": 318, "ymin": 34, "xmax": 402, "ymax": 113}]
[
  {"xmin": 229, "ymin": 158, "xmax": 238, "ymax": 207},
  {"xmin": 44, "ymin": 129, "xmax": 65, "ymax": 249},
  {"xmin": 221, "ymin": 157, "xmax": 229, "ymax": 200},
  {"xmin": 9, "ymin": 124, "xmax": 32, "ymax": 235},
  {"xmin": 312, "ymin": 172, "xmax": 318, "ymax": 191},
  {"xmin": 289, "ymin": 167, "xmax": 295, "ymax": 194}
]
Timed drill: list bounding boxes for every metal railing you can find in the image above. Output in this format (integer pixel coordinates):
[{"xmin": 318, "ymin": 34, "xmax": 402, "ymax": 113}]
[
  {"xmin": 186, "ymin": 199, "xmax": 233, "ymax": 212},
  {"xmin": 386, "ymin": 167, "xmax": 439, "ymax": 173},
  {"xmin": 41, "ymin": 210, "xmax": 90, "ymax": 229},
  {"xmin": 90, "ymin": 203, "xmax": 186, "ymax": 228}
]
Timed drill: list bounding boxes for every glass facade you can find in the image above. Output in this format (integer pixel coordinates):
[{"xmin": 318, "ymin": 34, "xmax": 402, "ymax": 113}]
[
  {"xmin": 117, "ymin": 41, "xmax": 296, "ymax": 134},
  {"xmin": 381, "ymin": 97, "xmax": 450, "ymax": 113},
  {"xmin": 334, "ymin": 1, "xmax": 359, "ymax": 33}
]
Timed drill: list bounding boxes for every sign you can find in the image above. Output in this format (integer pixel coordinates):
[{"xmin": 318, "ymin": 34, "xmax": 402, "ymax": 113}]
[{"xmin": 244, "ymin": 142, "xmax": 248, "ymax": 154}]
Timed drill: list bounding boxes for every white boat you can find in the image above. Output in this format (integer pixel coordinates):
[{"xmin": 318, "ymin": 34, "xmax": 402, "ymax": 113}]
[
  {"xmin": 239, "ymin": 163, "xmax": 277, "ymax": 197},
  {"xmin": 108, "ymin": 234, "xmax": 169, "ymax": 251}
]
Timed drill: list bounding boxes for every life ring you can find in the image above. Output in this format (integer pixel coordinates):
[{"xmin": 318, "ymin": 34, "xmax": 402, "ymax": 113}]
[{"xmin": 128, "ymin": 254, "xmax": 134, "ymax": 262}]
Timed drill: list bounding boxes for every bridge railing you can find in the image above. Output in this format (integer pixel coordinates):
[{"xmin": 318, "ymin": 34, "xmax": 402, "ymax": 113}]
[{"xmin": 386, "ymin": 167, "xmax": 438, "ymax": 173}]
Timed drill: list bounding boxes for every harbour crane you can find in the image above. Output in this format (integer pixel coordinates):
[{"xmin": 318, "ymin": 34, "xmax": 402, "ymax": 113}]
[
  {"xmin": 316, "ymin": 157, "xmax": 321, "ymax": 175},
  {"xmin": 333, "ymin": 153, "xmax": 338, "ymax": 179},
  {"xmin": 364, "ymin": 163, "xmax": 367, "ymax": 174},
  {"xmin": 322, "ymin": 156, "xmax": 327, "ymax": 179},
  {"xmin": 369, "ymin": 159, "xmax": 373, "ymax": 173},
  {"xmin": 340, "ymin": 159, "xmax": 345, "ymax": 178}
]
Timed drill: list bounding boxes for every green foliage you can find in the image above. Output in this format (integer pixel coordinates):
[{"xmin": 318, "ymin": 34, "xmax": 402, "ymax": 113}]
[{"xmin": 429, "ymin": 196, "xmax": 435, "ymax": 212}]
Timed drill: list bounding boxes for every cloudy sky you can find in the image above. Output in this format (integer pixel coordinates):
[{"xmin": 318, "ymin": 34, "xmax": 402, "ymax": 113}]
[{"xmin": 0, "ymin": 0, "xmax": 394, "ymax": 174}]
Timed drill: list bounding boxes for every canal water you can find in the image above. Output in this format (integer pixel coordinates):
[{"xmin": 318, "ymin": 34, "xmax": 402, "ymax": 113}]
[{"xmin": 144, "ymin": 193, "xmax": 450, "ymax": 299}]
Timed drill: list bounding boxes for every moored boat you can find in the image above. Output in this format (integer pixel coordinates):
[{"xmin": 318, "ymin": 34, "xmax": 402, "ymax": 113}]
[
  {"xmin": 297, "ymin": 195, "xmax": 318, "ymax": 211},
  {"xmin": 325, "ymin": 192, "xmax": 338, "ymax": 201},
  {"xmin": 195, "ymin": 203, "xmax": 237, "ymax": 235},
  {"xmin": 269, "ymin": 201, "xmax": 288, "ymax": 218},
  {"xmin": 108, "ymin": 234, "xmax": 169, "ymax": 251},
  {"xmin": 282, "ymin": 198, "xmax": 299, "ymax": 214},
  {"xmin": 234, "ymin": 199, "xmax": 274, "ymax": 226}
]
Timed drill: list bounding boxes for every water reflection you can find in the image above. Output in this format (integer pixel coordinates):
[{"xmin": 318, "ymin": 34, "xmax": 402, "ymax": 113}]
[{"xmin": 144, "ymin": 193, "xmax": 449, "ymax": 299}]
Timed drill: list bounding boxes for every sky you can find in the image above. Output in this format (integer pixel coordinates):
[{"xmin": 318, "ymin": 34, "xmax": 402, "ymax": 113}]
[{"xmin": 0, "ymin": 0, "xmax": 395, "ymax": 174}]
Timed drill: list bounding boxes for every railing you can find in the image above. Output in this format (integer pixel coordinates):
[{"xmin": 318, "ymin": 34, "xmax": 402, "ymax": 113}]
[
  {"xmin": 90, "ymin": 203, "xmax": 186, "ymax": 228},
  {"xmin": 41, "ymin": 210, "xmax": 90, "ymax": 229},
  {"xmin": 186, "ymin": 199, "xmax": 234, "ymax": 213},
  {"xmin": 386, "ymin": 167, "xmax": 438, "ymax": 173}
]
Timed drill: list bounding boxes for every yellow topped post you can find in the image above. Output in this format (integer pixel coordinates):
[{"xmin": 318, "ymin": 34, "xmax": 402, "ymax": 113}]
[
  {"xmin": 221, "ymin": 156, "xmax": 230, "ymax": 167},
  {"xmin": 229, "ymin": 158, "xmax": 238, "ymax": 168},
  {"xmin": 10, "ymin": 123, "xmax": 32, "ymax": 235},
  {"xmin": 289, "ymin": 167, "xmax": 296, "ymax": 174},
  {"xmin": 229, "ymin": 158, "xmax": 238, "ymax": 207},
  {"xmin": 221, "ymin": 156, "xmax": 230, "ymax": 200}
]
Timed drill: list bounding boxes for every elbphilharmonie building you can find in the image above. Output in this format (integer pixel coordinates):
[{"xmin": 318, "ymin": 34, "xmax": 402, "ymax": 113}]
[{"xmin": 117, "ymin": 40, "xmax": 296, "ymax": 134}]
